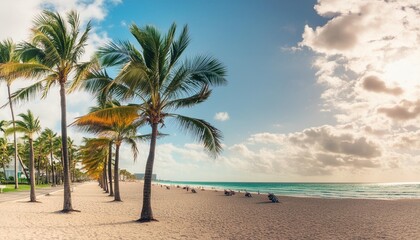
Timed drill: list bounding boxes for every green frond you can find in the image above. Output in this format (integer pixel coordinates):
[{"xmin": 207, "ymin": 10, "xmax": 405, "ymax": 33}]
[
  {"xmin": 68, "ymin": 59, "xmax": 99, "ymax": 93},
  {"xmin": 97, "ymin": 40, "xmax": 138, "ymax": 67},
  {"xmin": 169, "ymin": 24, "xmax": 190, "ymax": 68},
  {"xmin": 123, "ymin": 137, "xmax": 139, "ymax": 162},
  {"xmin": 164, "ymin": 85, "xmax": 211, "ymax": 110},
  {"xmin": 10, "ymin": 81, "xmax": 44, "ymax": 105},
  {"xmin": 0, "ymin": 62, "xmax": 50, "ymax": 80},
  {"xmin": 171, "ymin": 114, "xmax": 223, "ymax": 157}
]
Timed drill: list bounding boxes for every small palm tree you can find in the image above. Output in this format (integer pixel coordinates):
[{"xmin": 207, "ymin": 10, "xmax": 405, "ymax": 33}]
[
  {"xmin": 79, "ymin": 137, "xmax": 109, "ymax": 188},
  {"xmin": 40, "ymin": 128, "xmax": 58, "ymax": 186},
  {"xmin": 91, "ymin": 23, "xmax": 227, "ymax": 221},
  {"xmin": 1, "ymin": 11, "xmax": 96, "ymax": 211},
  {"xmin": 0, "ymin": 137, "xmax": 12, "ymax": 179},
  {"xmin": 10, "ymin": 110, "xmax": 41, "ymax": 202},
  {"xmin": 0, "ymin": 39, "xmax": 21, "ymax": 189}
]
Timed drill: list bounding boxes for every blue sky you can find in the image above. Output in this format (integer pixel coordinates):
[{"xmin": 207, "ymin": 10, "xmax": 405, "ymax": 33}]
[
  {"xmin": 99, "ymin": 0, "xmax": 331, "ymax": 145},
  {"xmin": 1, "ymin": 0, "xmax": 420, "ymax": 182}
]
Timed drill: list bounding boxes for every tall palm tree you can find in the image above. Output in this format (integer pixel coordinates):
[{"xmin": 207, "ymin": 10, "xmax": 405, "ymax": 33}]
[
  {"xmin": 91, "ymin": 23, "xmax": 227, "ymax": 221},
  {"xmin": 10, "ymin": 110, "xmax": 41, "ymax": 202},
  {"xmin": 0, "ymin": 39, "xmax": 21, "ymax": 189},
  {"xmin": 1, "ymin": 11, "xmax": 96, "ymax": 212},
  {"xmin": 73, "ymin": 100, "xmax": 143, "ymax": 201}
]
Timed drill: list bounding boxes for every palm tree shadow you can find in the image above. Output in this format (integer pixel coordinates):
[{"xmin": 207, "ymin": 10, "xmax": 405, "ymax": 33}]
[
  {"xmin": 52, "ymin": 209, "xmax": 81, "ymax": 214},
  {"xmin": 16, "ymin": 200, "xmax": 42, "ymax": 203}
]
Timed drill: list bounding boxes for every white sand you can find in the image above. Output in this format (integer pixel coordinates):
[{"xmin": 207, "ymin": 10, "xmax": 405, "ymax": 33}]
[{"xmin": 1, "ymin": 181, "xmax": 420, "ymax": 239}]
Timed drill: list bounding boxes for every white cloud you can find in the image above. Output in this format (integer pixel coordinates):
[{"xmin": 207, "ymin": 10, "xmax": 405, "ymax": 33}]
[
  {"xmin": 0, "ymin": 0, "xmax": 120, "ymax": 146},
  {"xmin": 214, "ymin": 112, "xmax": 230, "ymax": 122}
]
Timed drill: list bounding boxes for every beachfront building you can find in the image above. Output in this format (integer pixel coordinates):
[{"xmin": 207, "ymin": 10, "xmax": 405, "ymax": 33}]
[
  {"xmin": 2, "ymin": 160, "xmax": 25, "ymax": 180},
  {"xmin": 134, "ymin": 173, "xmax": 157, "ymax": 181}
]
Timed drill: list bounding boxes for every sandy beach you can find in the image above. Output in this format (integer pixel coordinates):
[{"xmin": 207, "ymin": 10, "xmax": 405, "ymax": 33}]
[{"xmin": 1, "ymin": 181, "xmax": 420, "ymax": 239}]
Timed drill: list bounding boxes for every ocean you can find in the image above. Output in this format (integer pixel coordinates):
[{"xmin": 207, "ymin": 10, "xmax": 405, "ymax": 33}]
[{"xmin": 156, "ymin": 181, "xmax": 420, "ymax": 200}]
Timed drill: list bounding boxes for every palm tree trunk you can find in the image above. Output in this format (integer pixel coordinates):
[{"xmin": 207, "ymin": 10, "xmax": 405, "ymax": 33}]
[
  {"xmin": 17, "ymin": 154, "xmax": 30, "ymax": 180},
  {"xmin": 103, "ymin": 160, "xmax": 108, "ymax": 193},
  {"xmin": 139, "ymin": 122, "xmax": 158, "ymax": 222},
  {"xmin": 50, "ymin": 144, "xmax": 56, "ymax": 187},
  {"xmin": 7, "ymin": 85, "xmax": 19, "ymax": 189},
  {"xmin": 51, "ymin": 161, "xmax": 55, "ymax": 186},
  {"xmin": 36, "ymin": 157, "xmax": 40, "ymax": 185},
  {"xmin": 45, "ymin": 160, "xmax": 49, "ymax": 184},
  {"xmin": 114, "ymin": 143, "xmax": 121, "ymax": 201},
  {"xmin": 108, "ymin": 142, "xmax": 113, "ymax": 196},
  {"xmin": 59, "ymin": 82, "xmax": 73, "ymax": 212},
  {"xmin": 2, "ymin": 164, "xmax": 6, "ymax": 181},
  {"xmin": 29, "ymin": 138, "xmax": 36, "ymax": 202}
]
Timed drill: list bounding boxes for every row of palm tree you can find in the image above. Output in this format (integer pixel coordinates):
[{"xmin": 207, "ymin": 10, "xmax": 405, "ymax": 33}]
[
  {"xmin": 0, "ymin": 111, "xmax": 83, "ymax": 201},
  {"xmin": 0, "ymin": 9, "xmax": 227, "ymax": 221}
]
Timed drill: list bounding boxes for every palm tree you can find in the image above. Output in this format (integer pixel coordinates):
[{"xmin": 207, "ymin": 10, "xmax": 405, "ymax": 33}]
[
  {"xmin": 79, "ymin": 137, "xmax": 109, "ymax": 188},
  {"xmin": 0, "ymin": 39, "xmax": 21, "ymax": 189},
  {"xmin": 73, "ymin": 100, "xmax": 142, "ymax": 201},
  {"xmin": 10, "ymin": 110, "xmax": 41, "ymax": 202},
  {"xmin": 67, "ymin": 137, "xmax": 78, "ymax": 182},
  {"xmin": 40, "ymin": 128, "xmax": 58, "ymax": 186},
  {"xmin": 1, "ymin": 11, "xmax": 96, "ymax": 212},
  {"xmin": 0, "ymin": 137, "xmax": 12, "ymax": 180},
  {"xmin": 92, "ymin": 23, "xmax": 227, "ymax": 221},
  {"xmin": 0, "ymin": 121, "xmax": 11, "ymax": 179}
]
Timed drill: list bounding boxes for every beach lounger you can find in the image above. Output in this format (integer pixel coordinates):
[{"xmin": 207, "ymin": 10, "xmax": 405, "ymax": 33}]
[{"xmin": 268, "ymin": 193, "xmax": 279, "ymax": 203}]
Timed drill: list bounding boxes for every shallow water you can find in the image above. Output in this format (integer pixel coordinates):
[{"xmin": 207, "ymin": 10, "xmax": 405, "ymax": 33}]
[{"xmin": 156, "ymin": 181, "xmax": 420, "ymax": 200}]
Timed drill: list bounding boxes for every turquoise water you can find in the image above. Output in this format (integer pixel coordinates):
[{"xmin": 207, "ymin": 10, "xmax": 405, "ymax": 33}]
[{"xmin": 156, "ymin": 181, "xmax": 420, "ymax": 200}]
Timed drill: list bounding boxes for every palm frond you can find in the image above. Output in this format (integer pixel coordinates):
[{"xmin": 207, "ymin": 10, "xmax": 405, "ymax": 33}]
[
  {"xmin": 164, "ymin": 85, "xmax": 211, "ymax": 110},
  {"xmin": 123, "ymin": 138, "xmax": 139, "ymax": 162},
  {"xmin": 68, "ymin": 59, "xmax": 99, "ymax": 93},
  {"xmin": 0, "ymin": 62, "xmax": 50, "ymax": 80},
  {"xmin": 70, "ymin": 105, "xmax": 140, "ymax": 128},
  {"xmin": 171, "ymin": 114, "xmax": 223, "ymax": 157},
  {"xmin": 9, "ymin": 81, "xmax": 45, "ymax": 105}
]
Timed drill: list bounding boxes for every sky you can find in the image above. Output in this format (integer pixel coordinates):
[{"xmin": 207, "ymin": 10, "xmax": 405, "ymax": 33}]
[{"xmin": 1, "ymin": 0, "xmax": 420, "ymax": 182}]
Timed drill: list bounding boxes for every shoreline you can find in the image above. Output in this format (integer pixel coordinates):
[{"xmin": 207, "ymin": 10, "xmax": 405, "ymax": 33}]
[
  {"xmin": 1, "ymin": 181, "xmax": 420, "ymax": 239},
  {"xmin": 154, "ymin": 181, "xmax": 420, "ymax": 201}
]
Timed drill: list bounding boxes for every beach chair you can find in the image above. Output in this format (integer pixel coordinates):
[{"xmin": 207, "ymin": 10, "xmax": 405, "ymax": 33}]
[
  {"xmin": 224, "ymin": 189, "xmax": 235, "ymax": 196},
  {"xmin": 245, "ymin": 192, "xmax": 252, "ymax": 197},
  {"xmin": 268, "ymin": 193, "xmax": 279, "ymax": 203}
]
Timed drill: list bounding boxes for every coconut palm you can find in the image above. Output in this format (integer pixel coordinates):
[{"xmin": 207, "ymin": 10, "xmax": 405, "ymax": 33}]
[
  {"xmin": 10, "ymin": 110, "xmax": 41, "ymax": 202},
  {"xmin": 73, "ymin": 99, "xmax": 143, "ymax": 201},
  {"xmin": 1, "ymin": 11, "xmax": 96, "ymax": 211},
  {"xmin": 0, "ymin": 39, "xmax": 21, "ymax": 189},
  {"xmin": 89, "ymin": 23, "xmax": 227, "ymax": 221}
]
